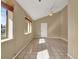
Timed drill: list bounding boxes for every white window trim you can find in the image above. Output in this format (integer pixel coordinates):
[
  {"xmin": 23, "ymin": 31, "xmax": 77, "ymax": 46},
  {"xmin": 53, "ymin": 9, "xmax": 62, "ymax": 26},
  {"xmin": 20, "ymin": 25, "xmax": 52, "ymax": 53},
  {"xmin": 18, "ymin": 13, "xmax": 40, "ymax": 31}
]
[
  {"xmin": 24, "ymin": 22, "xmax": 32, "ymax": 35},
  {"xmin": 1, "ymin": 10, "xmax": 13, "ymax": 43},
  {"xmin": 1, "ymin": 38, "xmax": 13, "ymax": 43},
  {"xmin": 24, "ymin": 32, "xmax": 32, "ymax": 35}
]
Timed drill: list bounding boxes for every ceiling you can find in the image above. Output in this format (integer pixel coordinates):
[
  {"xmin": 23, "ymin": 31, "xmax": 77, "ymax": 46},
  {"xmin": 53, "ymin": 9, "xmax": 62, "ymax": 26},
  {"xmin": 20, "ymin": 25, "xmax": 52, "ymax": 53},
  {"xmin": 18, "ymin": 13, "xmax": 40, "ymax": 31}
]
[{"xmin": 15, "ymin": 0, "xmax": 68, "ymax": 20}]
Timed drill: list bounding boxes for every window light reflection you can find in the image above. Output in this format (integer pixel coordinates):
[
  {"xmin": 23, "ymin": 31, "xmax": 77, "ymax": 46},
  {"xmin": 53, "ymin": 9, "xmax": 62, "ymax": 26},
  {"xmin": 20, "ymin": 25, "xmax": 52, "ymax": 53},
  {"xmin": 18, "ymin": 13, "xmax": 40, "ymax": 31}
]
[
  {"xmin": 39, "ymin": 39, "xmax": 46, "ymax": 44},
  {"xmin": 37, "ymin": 49, "xmax": 49, "ymax": 59}
]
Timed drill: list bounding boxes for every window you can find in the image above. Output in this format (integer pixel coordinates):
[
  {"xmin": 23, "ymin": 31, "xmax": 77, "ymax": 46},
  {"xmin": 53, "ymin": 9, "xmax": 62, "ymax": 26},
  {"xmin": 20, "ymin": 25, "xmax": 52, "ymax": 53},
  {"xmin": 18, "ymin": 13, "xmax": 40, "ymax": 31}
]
[
  {"xmin": 1, "ymin": 2, "xmax": 13, "ymax": 42},
  {"xmin": 1, "ymin": 7, "xmax": 8, "ymax": 39},
  {"xmin": 24, "ymin": 18, "xmax": 32, "ymax": 34},
  {"xmin": 28, "ymin": 22, "xmax": 32, "ymax": 33}
]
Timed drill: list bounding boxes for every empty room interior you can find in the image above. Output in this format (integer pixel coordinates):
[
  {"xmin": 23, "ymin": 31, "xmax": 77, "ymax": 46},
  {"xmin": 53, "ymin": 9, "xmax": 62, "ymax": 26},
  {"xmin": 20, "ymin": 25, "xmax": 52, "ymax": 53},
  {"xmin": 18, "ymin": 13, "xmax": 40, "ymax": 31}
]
[{"xmin": 1, "ymin": 0, "xmax": 77, "ymax": 59}]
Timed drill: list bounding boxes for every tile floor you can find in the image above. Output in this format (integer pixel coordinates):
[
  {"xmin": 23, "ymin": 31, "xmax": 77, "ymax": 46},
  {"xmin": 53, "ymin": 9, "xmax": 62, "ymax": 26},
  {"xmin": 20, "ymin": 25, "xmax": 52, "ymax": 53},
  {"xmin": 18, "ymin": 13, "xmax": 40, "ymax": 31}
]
[{"xmin": 16, "ymin": 38, "xmax": 68, "ymax": 59}]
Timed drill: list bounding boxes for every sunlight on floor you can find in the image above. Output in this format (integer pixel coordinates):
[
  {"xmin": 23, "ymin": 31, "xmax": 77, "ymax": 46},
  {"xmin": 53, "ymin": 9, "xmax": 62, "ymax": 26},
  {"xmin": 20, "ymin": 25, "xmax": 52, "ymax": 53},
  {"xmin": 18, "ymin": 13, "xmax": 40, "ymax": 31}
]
[
  {"xmin": 37, "ymin": 49, "xmax": 49, "ymax": 59},
  {"xmin": 39, "ymin": 39, "xmax": 46, "ymax": 44}
]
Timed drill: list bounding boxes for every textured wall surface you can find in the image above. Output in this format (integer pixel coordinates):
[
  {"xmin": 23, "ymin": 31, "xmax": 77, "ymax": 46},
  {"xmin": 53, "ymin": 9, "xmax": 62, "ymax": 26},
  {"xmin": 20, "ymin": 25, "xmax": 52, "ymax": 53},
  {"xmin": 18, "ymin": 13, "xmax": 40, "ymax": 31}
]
[
  {"xmin": 1, "ymin": 1, "xmax": 33, "ymax": 59},
  {"xmin": 68, "ymin": 0, "xmax": 78, "ymax": 59}
]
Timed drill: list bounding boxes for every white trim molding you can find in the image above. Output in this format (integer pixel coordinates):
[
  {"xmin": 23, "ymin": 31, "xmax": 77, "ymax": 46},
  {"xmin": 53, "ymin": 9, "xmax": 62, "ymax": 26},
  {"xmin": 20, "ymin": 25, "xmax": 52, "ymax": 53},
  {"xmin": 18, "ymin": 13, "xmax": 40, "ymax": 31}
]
[
  {"xmin": 34, "ymin": 37, "xmax": 68, "ymax": 42},
  {"xmin": 42, "ymin": 37, "xmax": 68, "ymax": 42},
  {"xmin": 49, "ymin": 37, "xmax": 68, "ymax": 42}
]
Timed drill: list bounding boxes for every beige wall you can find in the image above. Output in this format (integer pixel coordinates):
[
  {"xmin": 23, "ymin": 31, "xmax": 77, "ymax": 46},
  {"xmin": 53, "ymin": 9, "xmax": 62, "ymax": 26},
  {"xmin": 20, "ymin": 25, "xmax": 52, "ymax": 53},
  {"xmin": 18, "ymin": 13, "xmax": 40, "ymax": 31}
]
[
  {"xmin": 33, "ymin": 7, "xmax": 68, "ymax": 41},
  {"xmin": 60, "ymin": 7, "xmax": 68, "ymax": 40},
  {"xmin": 68, "ymin": 0, "xmax": 78, "ymax": 59},
  {"xmin": 1, "ymin": 1, "xmax": 33, "ymax": 59}
]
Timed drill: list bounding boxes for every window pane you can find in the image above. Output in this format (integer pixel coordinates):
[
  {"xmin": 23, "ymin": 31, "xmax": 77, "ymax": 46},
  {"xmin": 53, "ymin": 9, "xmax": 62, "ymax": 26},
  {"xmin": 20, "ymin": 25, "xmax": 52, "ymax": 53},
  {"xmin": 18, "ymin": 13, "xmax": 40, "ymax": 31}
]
[
  {"xmin": 24, "ymin": 21, "xmax": 28, "ymax": 33},
  {"xmin": 28, "ymin": 22, "xmax": 32, "ymax": 33},
  {"xmin": 1, "ymin": 7, "xmax": 7, "ymax": 39},
  {"xmin": 24, "ymin": 21, "xmax": 32, "ymax": 34}
]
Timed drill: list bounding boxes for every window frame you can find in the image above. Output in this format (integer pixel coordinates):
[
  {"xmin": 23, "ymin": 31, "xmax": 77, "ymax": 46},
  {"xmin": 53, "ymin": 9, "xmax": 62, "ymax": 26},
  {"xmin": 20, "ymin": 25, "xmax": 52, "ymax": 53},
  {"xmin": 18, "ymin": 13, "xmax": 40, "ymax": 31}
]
[
  {"xmin": 24, "ymin": 17, "xmax": 32, "ymax": 35},
  {"xmin": 1, "ymin": 1, "xmax": 14, "ymax": 43}
]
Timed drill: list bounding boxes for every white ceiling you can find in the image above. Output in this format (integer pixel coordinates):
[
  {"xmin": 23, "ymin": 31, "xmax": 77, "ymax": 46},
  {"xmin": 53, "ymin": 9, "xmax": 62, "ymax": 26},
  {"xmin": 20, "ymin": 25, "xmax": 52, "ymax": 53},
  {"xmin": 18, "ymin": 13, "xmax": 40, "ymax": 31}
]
[{"xmin": 15, "ymin": 0, "xmax": 68, "ymax": 20}]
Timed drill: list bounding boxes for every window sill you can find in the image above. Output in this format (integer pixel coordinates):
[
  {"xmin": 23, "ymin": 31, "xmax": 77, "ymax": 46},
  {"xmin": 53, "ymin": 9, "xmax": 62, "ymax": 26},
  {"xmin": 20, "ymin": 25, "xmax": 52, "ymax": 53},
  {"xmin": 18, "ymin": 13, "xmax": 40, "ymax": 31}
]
[
  {"xmin": 24, "ymin": 32, "xmax": 32, "ymax": 35},
  {"xmin": 1, "ymin": 38, "xmax": 13, "ymax": 43}
]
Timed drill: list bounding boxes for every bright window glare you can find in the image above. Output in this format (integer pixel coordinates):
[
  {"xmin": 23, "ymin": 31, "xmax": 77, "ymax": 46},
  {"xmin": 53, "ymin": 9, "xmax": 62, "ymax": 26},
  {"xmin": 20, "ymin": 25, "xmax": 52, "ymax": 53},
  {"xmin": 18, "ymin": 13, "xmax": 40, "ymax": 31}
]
[
  {"xmin": 1, "ymin": 7, "xmax": 7, "ymax": 25},
  {"xmin": 1, "ymin": 7, "xmax": 7, "ymax": 39},
  {"xmin": 37, "ymin": 49, "xmax": 49, "ymax": 59},
  {"xmin": 39, "ymin": 39, "xmax": 45, "ymax": 44}
]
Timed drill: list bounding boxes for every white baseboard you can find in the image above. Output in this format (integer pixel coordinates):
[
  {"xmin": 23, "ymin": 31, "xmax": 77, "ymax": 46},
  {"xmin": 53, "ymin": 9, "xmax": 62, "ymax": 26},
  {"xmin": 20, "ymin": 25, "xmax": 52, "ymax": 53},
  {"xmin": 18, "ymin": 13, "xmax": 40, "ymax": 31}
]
[
  {"xmin": 48, "ymin": 37, "xmax": 68, "ymax": 42},
  {"xmin": 12, "ymin": 38, "xmax": 33, "ymax": 59},
  {"xmin": 49, "ymin": 37, "xmax": 68, "ymax": 42},
  {"xmin": 68, "ymin": 53, "xmax": 73, "ymax": 59},
  {"xmin": 34, "ymin": 37, "xmax": 68, "ymax": 42},
  {"xmin": 41, "ymin": 37, "xmax": 68, "ymax": 42}
]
